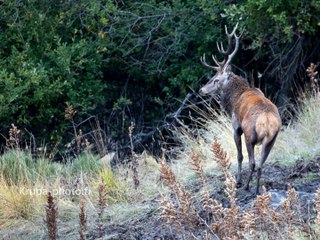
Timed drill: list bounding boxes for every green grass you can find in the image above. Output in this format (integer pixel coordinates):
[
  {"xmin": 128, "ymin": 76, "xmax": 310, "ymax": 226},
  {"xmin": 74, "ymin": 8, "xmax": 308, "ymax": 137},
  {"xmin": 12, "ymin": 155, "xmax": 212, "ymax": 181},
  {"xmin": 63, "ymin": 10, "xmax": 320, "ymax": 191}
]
[
  {"xmin": 0, "ymin": 148, "xmax": 162, "ymax": 236},
  {"xmin": 0, "ymin": 150, "xmax": 62, "ymax": 184},
  {"xmin": 98, "ymin": 167, "xmax": 129, "ymax": 204},
  {"xmin": 67, "ymin": 153, "xmax": 101, "ymax": 177},
  {"xmin": 0, "ymin": 150, "xmax": 105, "ymax": 184}
]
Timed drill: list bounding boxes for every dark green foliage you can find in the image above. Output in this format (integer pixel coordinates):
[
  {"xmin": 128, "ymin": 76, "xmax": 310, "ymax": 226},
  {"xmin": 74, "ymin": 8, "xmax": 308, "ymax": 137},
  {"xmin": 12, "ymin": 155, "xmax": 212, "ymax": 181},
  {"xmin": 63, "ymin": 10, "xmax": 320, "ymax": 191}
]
[
  {"xmin": 0, "ymin": 0, "xmax": 110, "ymax": 141},
  {"xmin": 0, "ymin": 0, "xmax": 319, "ymax": 146}
]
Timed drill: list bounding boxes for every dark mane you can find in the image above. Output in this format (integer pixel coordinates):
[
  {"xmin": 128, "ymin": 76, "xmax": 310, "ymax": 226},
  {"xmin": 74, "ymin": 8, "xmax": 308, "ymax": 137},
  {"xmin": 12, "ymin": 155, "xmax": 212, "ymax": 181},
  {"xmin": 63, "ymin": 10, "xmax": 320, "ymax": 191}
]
[{"xmin": 221, "ymin": 73, "xmax": 249, "ymax": 115}]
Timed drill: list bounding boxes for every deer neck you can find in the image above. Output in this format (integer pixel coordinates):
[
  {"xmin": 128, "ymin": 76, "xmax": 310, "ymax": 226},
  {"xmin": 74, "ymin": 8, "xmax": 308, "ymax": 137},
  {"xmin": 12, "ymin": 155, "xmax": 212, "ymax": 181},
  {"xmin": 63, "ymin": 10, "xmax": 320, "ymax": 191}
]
[{"xmin": 221, "ymin": 73, "xmax": 249, "ymax": 115}]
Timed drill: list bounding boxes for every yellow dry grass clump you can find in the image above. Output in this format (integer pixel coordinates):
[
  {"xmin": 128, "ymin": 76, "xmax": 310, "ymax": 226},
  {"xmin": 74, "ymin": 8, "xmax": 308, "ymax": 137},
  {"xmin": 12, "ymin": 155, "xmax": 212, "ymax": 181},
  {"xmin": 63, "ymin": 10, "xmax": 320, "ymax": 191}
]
[{"xmin": 0, "ymin": 177, "xmax": 45, "ymax": 228}]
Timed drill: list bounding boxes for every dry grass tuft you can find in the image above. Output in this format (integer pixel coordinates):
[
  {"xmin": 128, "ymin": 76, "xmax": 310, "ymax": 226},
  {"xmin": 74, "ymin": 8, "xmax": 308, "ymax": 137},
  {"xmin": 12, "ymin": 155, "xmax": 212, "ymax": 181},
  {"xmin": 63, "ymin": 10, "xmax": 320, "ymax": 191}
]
[{"xmin": 0, "ymin": 177, "xmax": 45, "ymax": 228}]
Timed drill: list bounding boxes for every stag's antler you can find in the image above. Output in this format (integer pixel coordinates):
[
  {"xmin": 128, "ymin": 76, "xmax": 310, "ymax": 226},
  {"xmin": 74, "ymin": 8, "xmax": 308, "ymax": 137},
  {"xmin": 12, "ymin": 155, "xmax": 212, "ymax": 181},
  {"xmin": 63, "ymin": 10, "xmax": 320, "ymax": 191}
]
[
  {"xmin": 202, "ymin": 23, "xmax": 240, "ymax": 72},
  {"xmin": 200, "ymin": 54, "xmax": 220, "ymax": 71}
]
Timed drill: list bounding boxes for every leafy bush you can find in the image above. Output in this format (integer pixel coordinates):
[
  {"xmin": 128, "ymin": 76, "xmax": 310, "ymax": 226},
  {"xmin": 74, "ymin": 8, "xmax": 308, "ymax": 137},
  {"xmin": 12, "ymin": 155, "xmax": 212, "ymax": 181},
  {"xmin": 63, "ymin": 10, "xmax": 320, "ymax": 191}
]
[{"xmin": 0, "ymin": 0, "xmax": 110, "ymax": 141}]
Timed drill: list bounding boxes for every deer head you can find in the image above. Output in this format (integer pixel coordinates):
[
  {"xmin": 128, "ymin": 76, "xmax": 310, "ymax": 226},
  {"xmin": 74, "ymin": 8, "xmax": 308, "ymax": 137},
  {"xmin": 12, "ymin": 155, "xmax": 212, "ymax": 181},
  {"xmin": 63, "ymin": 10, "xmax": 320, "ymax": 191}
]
[{"xmin": 199, "ymin": 24, "xmax": 240, "ymax": 96}]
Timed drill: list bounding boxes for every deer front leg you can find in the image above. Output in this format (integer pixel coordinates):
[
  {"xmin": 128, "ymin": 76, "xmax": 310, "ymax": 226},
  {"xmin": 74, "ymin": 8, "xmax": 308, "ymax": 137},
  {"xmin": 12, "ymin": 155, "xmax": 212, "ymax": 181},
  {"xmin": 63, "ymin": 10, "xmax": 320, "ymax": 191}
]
[{"xmin": 234, "ymin": 128, "xmax": 243, "ymax": 188}]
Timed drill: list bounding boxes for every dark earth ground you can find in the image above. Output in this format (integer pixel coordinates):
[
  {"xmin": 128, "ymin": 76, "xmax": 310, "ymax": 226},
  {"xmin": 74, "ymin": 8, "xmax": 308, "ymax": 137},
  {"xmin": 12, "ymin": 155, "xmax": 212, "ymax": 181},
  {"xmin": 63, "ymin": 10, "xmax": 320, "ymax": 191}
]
[{"xmin": 93, "ymin": 157, "xmax": 320, "ymax": 240}]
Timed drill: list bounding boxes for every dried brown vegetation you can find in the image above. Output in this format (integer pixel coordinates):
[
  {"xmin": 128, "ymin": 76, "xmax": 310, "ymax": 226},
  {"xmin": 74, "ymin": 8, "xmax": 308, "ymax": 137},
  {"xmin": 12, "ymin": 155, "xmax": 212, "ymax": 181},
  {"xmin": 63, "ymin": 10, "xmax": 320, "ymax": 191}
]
[
  {"xmin": 307, "ymin": 63, "xmax": 319, "ymax": 95},
  {"xmin": 190, "ymin": 150, "xmax": 207, "ymax": 188},
  {"xmin": 45, "ymin": 192, "xmax": 58, "ymax": 240},
  {"xmin": 6, "ymin": 124, "xmax": 21, "ymax": 149},
  {"xmin": 129, "ymin": 122, "xmax": 140, "ymax": 189},
  {"xmin": 159, "ymin": 158, "xmax": 200, "ymax": 233},
  {"xmin": 97, "ymin": 179, "xmax": 107, "ymax": 239},
  {"xmin": 159, "ymin": 138, "xmax": 320, "ymax": 239},
  {"xmin": 79, "ymin": 197, "xmax": 87, "ymax": 240}
]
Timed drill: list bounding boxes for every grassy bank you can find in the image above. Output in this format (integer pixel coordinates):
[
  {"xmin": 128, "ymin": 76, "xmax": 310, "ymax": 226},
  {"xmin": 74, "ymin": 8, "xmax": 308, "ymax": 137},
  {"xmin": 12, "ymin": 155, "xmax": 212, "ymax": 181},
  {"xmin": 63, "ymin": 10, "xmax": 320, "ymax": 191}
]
[{"xmin": 0, "ymin": 92, "xmax": 319, "ymax": 238}]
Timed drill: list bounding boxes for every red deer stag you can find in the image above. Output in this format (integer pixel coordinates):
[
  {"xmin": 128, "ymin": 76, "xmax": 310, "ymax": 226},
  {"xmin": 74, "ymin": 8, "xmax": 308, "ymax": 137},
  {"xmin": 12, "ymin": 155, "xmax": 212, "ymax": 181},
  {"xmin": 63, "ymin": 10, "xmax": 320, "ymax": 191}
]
[{"xmin": 199, "ymin": 24, "xmax": 281, "ymax": 194}]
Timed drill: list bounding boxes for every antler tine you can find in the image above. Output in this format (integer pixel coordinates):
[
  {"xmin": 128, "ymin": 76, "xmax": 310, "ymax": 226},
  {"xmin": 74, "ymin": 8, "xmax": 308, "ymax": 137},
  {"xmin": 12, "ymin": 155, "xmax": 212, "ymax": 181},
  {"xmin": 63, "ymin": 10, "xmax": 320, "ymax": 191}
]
[
  {"xmin": 212, "ymin": 54, "xmax": 224, "ymax": 67},
  {"xmin": 216, "ymin": 42, "xmax": 226, "ymax": 55},
  {"xmin": 216, "ymin": 42, "xmax": 221, "ymax": 53},
  {"xmin": 200, "ymin": 53, "xmax": 218, "ymax": 70},
  {"xmin": 220, "ymin": 24, "xmax": 238, "ymax": 57},
  {"xmin": 224, "ymin": 33, "xmax": 240, "ymax": 70},
  {"xmin": 225, "ymin": 22, "xmax": 238, "ymax": 37}
]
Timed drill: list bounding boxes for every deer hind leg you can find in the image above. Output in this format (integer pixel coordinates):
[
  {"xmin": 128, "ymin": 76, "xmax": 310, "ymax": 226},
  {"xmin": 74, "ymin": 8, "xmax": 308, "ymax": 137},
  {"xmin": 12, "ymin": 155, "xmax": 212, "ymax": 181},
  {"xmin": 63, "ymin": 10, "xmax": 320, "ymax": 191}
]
[
  {"xmin": 244, "ymin": 138, "xmax": 255, "ymax": 191},
  {"xmin": 255, "ymin": 135, "xmax": 278, "ymax": 194},
  {"xmin": 234, "ymin": 128, "xmax": 243, "ymax": 187}
]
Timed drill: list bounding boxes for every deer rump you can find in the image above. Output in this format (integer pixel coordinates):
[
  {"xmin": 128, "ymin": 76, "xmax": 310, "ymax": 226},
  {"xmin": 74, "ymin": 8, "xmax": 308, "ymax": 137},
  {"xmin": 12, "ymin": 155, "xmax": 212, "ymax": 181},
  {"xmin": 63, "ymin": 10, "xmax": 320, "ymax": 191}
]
[{"xmin": 234, "ymin": 88, "xmax": 281, "ymax": 146}]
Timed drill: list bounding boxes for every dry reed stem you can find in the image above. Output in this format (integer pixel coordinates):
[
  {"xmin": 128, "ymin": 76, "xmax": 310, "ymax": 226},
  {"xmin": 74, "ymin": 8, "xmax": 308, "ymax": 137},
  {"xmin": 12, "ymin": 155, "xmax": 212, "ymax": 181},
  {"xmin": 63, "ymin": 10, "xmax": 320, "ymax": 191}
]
[
  {"xmin": 307, "ymin": 63, "xmax": 319, "ymax": 95},
  {"xmin": 45, "ymin": 192, "xmax": 58, "ymax": 240},
  {"xmin": 129, "ymin": 122, "xmax": 139, "ymax": 189},
  {"xmin": 92, "ymin": 119, "xmax": 107, "ymax": 157},
  {"xmin": 76, "ymin": 129, "xmax": 83, "ymax": 155},
  {"xmin": 201, "ymin": 190, "xmax": 214, "ymax": 212},
  {"xmin": 177, "ymin": 187, "xmax": 199, "ymax": 228},
  {"xmin": 97, "ymin": 179, "xmax": 107, "ymax": 238},
  {"xmin": 280, "ymin": 199, "xmax": 295, "ymax": 240},
  {"xmin": 79, "ymin": 197, "xmax": 87, "ymax": 240},
  {"xmin": 287, "ymin": 184, "xmax": 301, "ymax": 212},
  {"xmin": 7, "ymin": 123, "xmax": 21, "ymax": 149},
  {"xmin": 211, "ymin": 139, "xmax": 236, "ymax": 206},
  {"xmin": 84, "ymin": 138, "xmax": 91, "ymax": 153}
]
